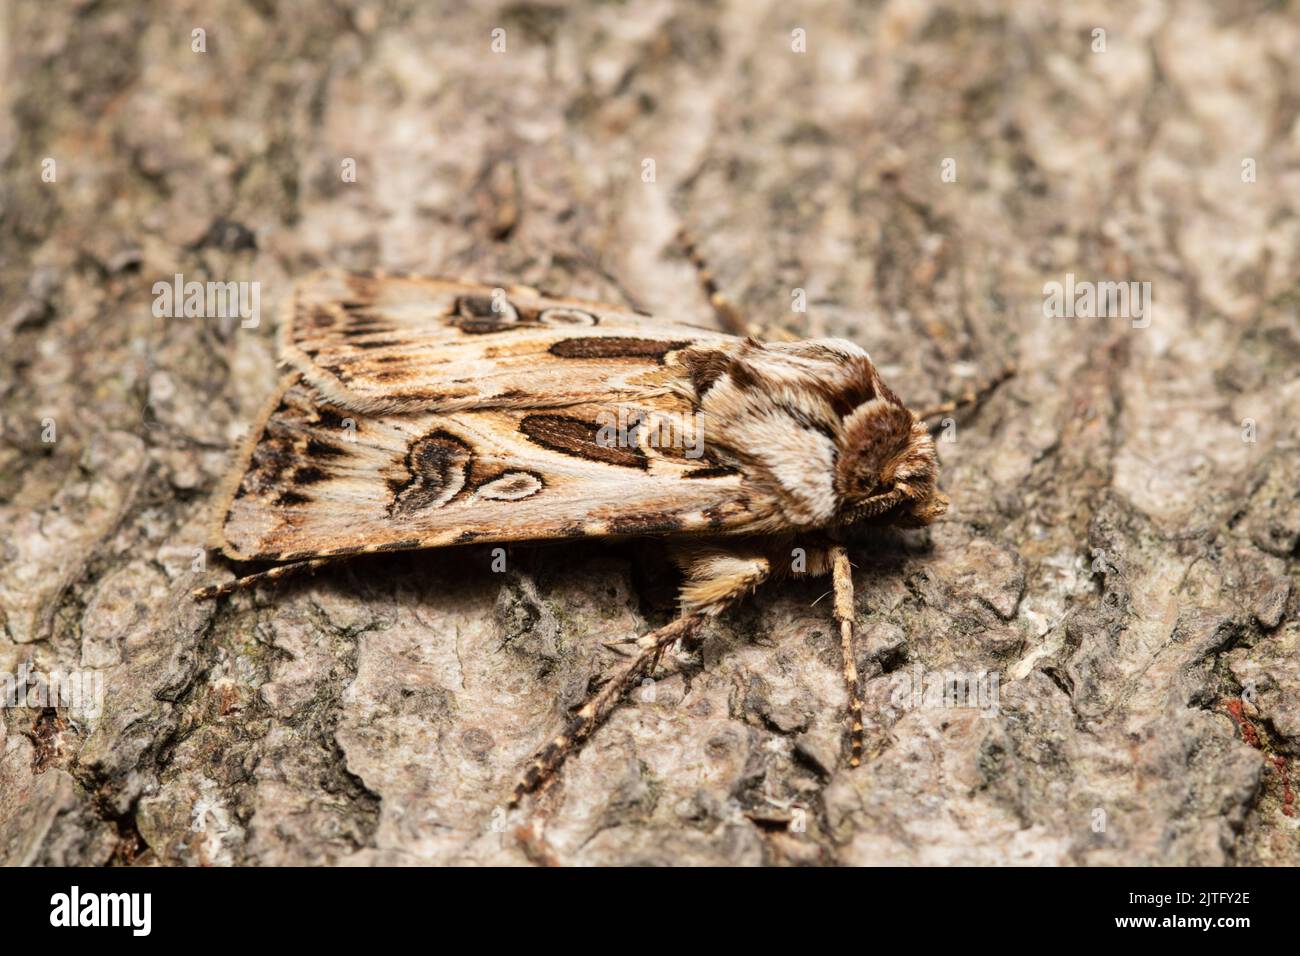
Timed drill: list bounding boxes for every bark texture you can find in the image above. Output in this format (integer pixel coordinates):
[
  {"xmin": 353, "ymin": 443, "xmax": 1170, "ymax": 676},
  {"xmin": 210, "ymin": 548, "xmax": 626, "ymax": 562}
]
[{"xmin": 2, "ymin": 1, "xmax": 1298, "ymax": 866}]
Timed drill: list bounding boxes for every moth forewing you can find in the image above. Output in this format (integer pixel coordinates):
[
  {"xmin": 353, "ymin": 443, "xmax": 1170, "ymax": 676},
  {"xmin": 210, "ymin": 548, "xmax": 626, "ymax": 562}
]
[
  {"xmin": 279, "ymin": 270, "xmax": 734, "ymax": 415},
  {"xmin": 212, "ymin": 380, "xmax": 766, "ymax": 562}
]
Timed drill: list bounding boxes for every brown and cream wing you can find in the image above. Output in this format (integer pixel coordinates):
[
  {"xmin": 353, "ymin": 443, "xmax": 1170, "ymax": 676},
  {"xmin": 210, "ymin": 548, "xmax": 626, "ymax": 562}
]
[
  {"xmin": 281, "ymin": 271, "xmax": 737, "ymax": 414},
  {"xmin": 212, "ymin": 378, "xmax": 770, "ymax": 562}
]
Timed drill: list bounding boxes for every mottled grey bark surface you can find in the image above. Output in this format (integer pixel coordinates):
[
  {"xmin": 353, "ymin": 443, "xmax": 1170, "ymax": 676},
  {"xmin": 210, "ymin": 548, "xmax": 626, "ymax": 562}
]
[{"xmin": 2, "ymin": 1, "xmax": 1298, "ymax": 866}]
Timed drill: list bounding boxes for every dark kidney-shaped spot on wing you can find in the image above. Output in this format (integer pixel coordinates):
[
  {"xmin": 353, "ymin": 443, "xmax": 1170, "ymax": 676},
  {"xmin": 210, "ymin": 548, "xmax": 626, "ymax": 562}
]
[
  {"xmin": 520, "ymin": 414, "xmax": 647, "ymax": 469},
  {"xmin": 389, "ymin": 430, "xmax": 474, "ymax": 515},
  {"xmin": 548, "ymin": 337, "xmax": 689, "ymax": 361},
  {"xmin": 604, "ymin": 512, "xmax": 685, "ymax": 535}
]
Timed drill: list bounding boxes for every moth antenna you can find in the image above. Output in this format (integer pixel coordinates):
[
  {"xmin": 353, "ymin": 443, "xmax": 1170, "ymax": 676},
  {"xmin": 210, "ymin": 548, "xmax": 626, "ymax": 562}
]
[
  {"xmin": 919, "ymin": 363, "xmax": 1016, "ymax": 429},
  {"xmin": 830, "ymin": 546, "xmax": 865, "ymax": 768},
  {"xmin": 675, "ymin": 226, "xmax": 780, "ymax": 340},
  {"xmin": 510, "ymin": 612, "xmax": 704, "ymax": 806},
  {"xmin": 191, "ymin": 557, "xmax": 334, "ymax": 601}
]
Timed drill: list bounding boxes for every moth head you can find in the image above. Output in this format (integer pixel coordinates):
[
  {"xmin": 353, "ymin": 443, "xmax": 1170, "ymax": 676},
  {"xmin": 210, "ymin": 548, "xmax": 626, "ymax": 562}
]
[{"xmin": 834, "ymin": 398, "xmax": 947, "ymax": 528}]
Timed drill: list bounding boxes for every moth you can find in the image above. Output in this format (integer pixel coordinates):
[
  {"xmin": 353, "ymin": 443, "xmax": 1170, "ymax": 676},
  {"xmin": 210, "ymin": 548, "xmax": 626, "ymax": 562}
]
[{"xmin": 196, "ymin": 259, "xmax": 1010, "ymax": 806}]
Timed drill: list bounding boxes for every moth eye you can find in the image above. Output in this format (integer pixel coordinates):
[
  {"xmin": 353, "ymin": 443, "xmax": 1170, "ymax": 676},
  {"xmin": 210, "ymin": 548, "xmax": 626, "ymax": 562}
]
[
  {"xmin": 538, "ymin": 307, "xmax": 598, "ymax": 327},
  {"xmin": 454, "ymin": 294, "xmax": 521, "ymax": 332}
]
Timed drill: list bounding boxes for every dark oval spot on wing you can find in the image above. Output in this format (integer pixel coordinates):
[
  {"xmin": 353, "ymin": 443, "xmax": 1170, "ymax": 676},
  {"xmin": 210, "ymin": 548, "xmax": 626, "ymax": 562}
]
[
  {"xmin": 548, "ymin": 337, "xmax": 688, "ymax": 361},
  {"xmin": 520, "ymin": 414, "xmax": 647, "ymax": 469},
  {"xmin": 606, "ymin": 513, "xmax": 685, "ymax": 535}
]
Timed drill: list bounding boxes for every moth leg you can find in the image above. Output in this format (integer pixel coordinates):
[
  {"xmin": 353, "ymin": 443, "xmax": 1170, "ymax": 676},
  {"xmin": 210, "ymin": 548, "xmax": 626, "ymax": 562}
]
[
  {"xmin": 511, "ymin": 545, "xmax": 773, "ymax": 805},
  {"xmin": 677, "ymin": 227, "xmax": 796, "ymax": 341},
  {"xmin": 675, "ymin": 544, "xmax": 773, "ymax": 617},
  {"xmin": 511, "ymin": 612, "xmax": 704, "ymax": 806},
  {"xmin": 829, "ymin": 545, "xmax": 865, "ymax": 768},
  {"xmin": 191, "ymin": 557, "xmax": 334, "ymax": 601},
  {"xmin": 683, "ymin": 543, "xmax": 865, "ymax": 768},
  {"xmin": 917, "ymin": 363, "xmax": 1016, "ymax": 431}
]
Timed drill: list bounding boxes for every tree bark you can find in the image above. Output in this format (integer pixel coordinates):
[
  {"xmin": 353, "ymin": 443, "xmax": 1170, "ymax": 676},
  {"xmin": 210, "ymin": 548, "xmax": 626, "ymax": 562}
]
[{"xmin": 1, "ymin": 1, "xmax": 1297, "ymax": 866}]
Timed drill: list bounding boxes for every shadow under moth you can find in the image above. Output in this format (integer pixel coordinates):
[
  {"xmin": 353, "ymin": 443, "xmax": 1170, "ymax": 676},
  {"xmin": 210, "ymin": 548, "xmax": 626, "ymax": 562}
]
[{"xmin": 196, "ymin": 266, "xmax": 1010, "ymax": 807}]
